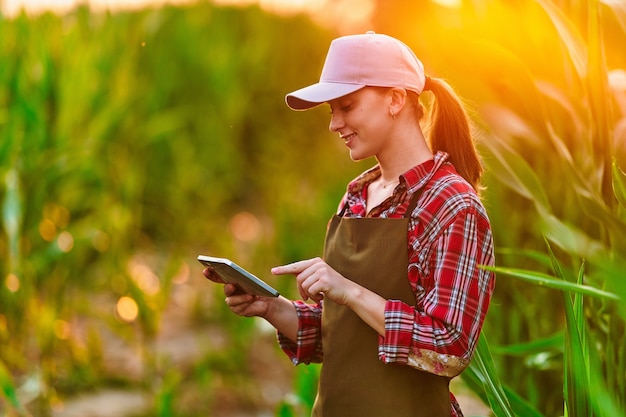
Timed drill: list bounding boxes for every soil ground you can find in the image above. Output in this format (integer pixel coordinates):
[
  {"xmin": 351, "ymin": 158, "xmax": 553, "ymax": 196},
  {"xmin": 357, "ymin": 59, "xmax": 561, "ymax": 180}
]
[{"xmin": 50, "ymin": 276, "xmax": 491, "ymax": 417}]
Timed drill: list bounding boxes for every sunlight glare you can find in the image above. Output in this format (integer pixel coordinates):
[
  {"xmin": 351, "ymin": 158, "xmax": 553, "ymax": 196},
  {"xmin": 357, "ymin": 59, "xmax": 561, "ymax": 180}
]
[
  {"xmin": 230, "ymin": 211, "xmax": 262, "ymax": 242},
  {"xmin": 54, "ymin": 319, "xmax": 71, "ymax": 339},
  {"xmin": 130, "ymin": 263, "xmax": 161, "ymax": 296},
  {"xmin": 5, "ymin": 274, "xmax": 20, "ymax": 293},
  {"xmin": 2, "ymin": 0, "xmax": 373, "ymax": 31},
  {"xmin": 57, "ymin": 231, "xmax": 75, "ymax": 252},
  {"xmin": 116, "ymin": 296, "xmax": 139, "ymax": 322},
  {"xmin": 431, "ymin": 0, "xmax": 462, "ymax": 8},
  {"xmin": 171, "ymin": 262, "xmax": 190, "ymax": 284},
  {"xmin": 39, "ymin": 219, "xmax": 57, "ymax": 242}
]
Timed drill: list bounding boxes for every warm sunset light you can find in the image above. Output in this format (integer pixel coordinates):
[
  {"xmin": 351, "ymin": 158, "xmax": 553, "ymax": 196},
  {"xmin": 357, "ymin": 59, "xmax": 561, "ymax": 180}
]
[
  {"xmin": 1, "ymin": 0, "xmax": 375, "ymax": 30},
  {"xmin": 230, "ymin": 211, "xmax": 262, "ymax": 242},
  {"xmin": 2, "ymin": 0, "xmax": 194, "ymax": 15},
  {"xmin": 430, "ymin": 0, "xmax": 461, "ymax": 7},
  {"xmin": 116, "ymin": 296, "xmax": 139, "ymax": 322},
  {"xmin": 5, "ymin": 274, "xmax": 20, "ymax": 293}
]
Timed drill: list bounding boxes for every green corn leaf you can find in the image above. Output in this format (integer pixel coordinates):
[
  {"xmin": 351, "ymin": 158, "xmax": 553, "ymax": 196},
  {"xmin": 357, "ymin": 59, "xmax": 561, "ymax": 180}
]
[
  {"xmin": 481, "ymin": 265, "xmax": 620, "ymax": 301},
  {"xmin": 572, "ymin": 185, "xmax": 626, "ymax": 249},
  {"xmin": 495, "ymin": 247, "xmax": 553, "ymax": 268},
  {"xmin": 483, "ymin": 137, "xmax": 551, "ymax": 211},
  {"xmin": 469, "ymin": 333, "xmax": 516, "ymax": 417},
  {"xmin": 537, "ymin": 208, "xmax": 607, "ymax": 264},
  {"xmin": 601, "ymin": 0, "xmax": 626, "ymax": 32},
  {"xmin": 535, "ymin": 0, "xmax": 588, "ymax": 78},
  {"xmin": 464, "ymin": 362, "xmax": 544, "ymax": 417},
  {"xmin": 0, "ymin": 360, "xmax": 21, "ymax": 411},
  {"xmin": 544, "ymin": 242, "xmax": 590, "ymax": 416},
  {"xmin": 544, "ymin": 237, "xmax": 568, "ymax": 282},
  {"xmin": 491, "ymin": 331, "xmax": 564, "ymax": 356},
  {"xmin": 585, "ymin": 328, "xmax": 626, "ymax": 416},
  {"xmin": 501, "ymin": 385, "xmax": 545, "ymax": 417},
  {"xmin": 561, "ymin": 271, "xmax": 590, "ymax": 416},
  {"xmin": 613, "ymin": 159, "xmax": 626, "ymax": 209},
  {"xmin": 586, "ymin": 0, "xmax": 615, "ymax": 207},
  {"xmin": 2, "ymin": 169, "xmax": 22, "ymax": 270},
  {"xmin": 574, "ymin": 263, "xmax": 586, "ymax": 350},
  {"xmin": 468, "ymin": 333, "xmax": 544, "ymax": 417}
]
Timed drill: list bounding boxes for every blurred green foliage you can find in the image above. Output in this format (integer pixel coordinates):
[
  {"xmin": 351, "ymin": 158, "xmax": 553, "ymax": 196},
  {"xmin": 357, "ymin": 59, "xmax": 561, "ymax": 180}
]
[
  {"xmin": 1, "ymin": 0, "xmax": 626, "ymax": 416},
  {"xmin": 0, "ymin": 3, "xmax": 363, "ymax": 415}
]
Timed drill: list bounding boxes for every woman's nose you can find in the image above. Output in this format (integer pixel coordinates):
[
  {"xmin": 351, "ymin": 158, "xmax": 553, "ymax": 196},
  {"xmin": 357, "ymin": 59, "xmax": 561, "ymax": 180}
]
[{"xmin": 329, "ymin": 113, "xmax": 343, "ymax": 132}]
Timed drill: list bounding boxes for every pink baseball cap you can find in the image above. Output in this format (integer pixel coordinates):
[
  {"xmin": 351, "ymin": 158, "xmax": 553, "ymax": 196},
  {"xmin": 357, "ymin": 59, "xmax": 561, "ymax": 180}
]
[{"xmin": 285, "ymin": 31, "xmax": 426, "ymax": 111}]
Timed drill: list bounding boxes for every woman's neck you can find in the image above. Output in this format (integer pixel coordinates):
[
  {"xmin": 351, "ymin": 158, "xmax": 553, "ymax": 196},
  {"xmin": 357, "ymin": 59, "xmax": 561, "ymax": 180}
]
[{"xmin": 376, "ymin": 138, "xmax": 433, "ymax": 183}]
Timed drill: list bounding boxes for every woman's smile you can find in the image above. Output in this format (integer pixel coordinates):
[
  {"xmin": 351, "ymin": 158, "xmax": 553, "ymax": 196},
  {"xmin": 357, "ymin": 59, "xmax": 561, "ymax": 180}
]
[{"xmin": 341, "ymin": 132, "xmax": 357, "ymax": 145}]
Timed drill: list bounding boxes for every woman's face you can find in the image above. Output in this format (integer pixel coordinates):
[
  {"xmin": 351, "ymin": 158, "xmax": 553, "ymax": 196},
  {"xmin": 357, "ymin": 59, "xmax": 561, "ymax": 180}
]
[{"xmin": 328, "ymin": 87, "xmax": 392, "ymax": 161}]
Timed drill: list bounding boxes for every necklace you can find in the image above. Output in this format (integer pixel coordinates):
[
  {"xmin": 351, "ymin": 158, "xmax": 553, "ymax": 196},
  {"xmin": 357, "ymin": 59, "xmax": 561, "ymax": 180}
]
[{"xmin": 379, "ymin": 179, "xmax": 400, "ymax": 189}]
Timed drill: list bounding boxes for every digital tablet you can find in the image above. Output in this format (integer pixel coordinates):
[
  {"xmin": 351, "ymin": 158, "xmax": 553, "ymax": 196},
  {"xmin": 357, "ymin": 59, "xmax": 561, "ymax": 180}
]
[{"xmin": 197, "ymin": 255, "xmax": 279, "ymax": 297}]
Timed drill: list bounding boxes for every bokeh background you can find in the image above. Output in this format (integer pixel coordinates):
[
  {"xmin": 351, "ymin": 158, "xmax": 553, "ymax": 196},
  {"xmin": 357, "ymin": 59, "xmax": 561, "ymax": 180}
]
[{"xmin": 1, "ymin": 0, "xmax": 625, "ymax": 416}]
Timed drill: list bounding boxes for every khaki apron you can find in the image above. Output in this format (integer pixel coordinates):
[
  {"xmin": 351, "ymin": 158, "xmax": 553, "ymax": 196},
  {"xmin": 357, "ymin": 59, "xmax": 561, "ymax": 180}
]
[{"xmin": 312, "ymin": 189, "xmax": 451, "ymax": 417}]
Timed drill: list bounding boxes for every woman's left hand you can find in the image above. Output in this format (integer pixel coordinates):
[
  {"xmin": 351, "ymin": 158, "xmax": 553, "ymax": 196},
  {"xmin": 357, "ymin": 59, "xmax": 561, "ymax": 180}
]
[{"xmin": 272, "ymin": 257, "xmax": 355, "ymax": 304}]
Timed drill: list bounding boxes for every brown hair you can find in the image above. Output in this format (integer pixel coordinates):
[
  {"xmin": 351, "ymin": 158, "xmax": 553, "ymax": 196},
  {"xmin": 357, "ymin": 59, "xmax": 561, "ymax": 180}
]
[{"xmin": 409, "ymin": 77, "xmax": 483, "ymax": 191}]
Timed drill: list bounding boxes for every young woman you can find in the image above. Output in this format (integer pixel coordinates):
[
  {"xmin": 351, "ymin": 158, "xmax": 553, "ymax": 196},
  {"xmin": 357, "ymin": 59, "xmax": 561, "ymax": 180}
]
[{"xmin": 204, "ymin": 32, "xmax": 496, "ymax": 417}]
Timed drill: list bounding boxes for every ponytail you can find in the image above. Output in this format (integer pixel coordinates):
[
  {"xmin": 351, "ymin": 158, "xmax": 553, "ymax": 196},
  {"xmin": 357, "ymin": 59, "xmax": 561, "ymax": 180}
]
[{"xmin": 422, "ymin": 77, "xmax": 483, "ymax": 191}]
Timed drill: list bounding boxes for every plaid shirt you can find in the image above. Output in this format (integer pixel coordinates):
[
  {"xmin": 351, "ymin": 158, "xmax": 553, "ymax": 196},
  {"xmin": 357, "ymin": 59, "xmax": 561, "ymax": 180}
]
[{"xmin": 278, "ymin": 152, "xmax": 495, "ymax": 417}]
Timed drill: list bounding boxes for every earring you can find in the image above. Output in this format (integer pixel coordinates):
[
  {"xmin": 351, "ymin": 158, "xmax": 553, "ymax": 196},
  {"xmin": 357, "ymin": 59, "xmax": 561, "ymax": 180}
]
[{"xmin": 390, "ymin": 109, "xmax": 396, "ymax": 120}]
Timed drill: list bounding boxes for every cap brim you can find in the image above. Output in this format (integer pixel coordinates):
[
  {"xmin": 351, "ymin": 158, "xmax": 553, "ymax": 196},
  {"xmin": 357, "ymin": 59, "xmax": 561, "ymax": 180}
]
[{"xmin": 285, "ymin": 83, "xmax": 366, "ymax": 110}]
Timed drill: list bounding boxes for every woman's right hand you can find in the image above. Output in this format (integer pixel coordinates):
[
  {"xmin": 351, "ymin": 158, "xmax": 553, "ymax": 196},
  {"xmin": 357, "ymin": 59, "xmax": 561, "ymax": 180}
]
[{"xmin": 202, "ymin": 267, "xmax": 271, "ymax": 318}]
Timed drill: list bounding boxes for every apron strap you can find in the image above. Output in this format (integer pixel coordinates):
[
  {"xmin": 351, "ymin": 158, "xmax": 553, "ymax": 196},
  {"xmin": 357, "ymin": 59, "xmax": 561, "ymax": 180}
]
[
  {"xmin": 403, "ymin": 186, "xmax": 426, "ymax": 219},
  {"xmin": 338, "ymin": 199, "xmax": 350, "ymax": 217}
]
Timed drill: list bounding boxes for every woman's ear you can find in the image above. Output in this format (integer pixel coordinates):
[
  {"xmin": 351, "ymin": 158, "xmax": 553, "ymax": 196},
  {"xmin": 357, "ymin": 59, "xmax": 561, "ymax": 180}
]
[{"xmin": 388, "ymin": 87, "xmax": 408, "ymax": 116}]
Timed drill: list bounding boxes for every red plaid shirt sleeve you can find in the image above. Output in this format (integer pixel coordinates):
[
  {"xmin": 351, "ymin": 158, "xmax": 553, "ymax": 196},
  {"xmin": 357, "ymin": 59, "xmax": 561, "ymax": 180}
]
[
  {"xmin": 277, "ymin": 300, "xmax": 324, "ymax": 364},
  {"xmin": 379, "ymin": 186, "xmax": 495, "ymax": 377}
]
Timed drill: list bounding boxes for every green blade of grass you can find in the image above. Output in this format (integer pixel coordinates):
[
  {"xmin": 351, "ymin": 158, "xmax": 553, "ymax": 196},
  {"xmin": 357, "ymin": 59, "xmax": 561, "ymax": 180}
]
[
  {"xmin": 537, "ymin": 208, "xmax": 607, "ymax": 264},
  {"xmin": 0, "ymin": 360, "xmax": 22, "ymax": 411},
  {"xmin": 535, "ymin": 0, "xmax": 588, "ymax": 78},
  {"xmin": 501, "ymin": 385, "xmax": 545, "ymax": 417},
  {"xmin": 561, "ymin": 286, "xmax": 589, "ymax": 416},
  {"xmin": 2, "ymin": 169, "xmax": 22, "ymax": 271},
  {"xmin": 494, "ymin": 247, "xmax": 553, "ymax": 268},
  {"xmin": 613, "ymin": 159, "xmax": 626, "ymax": 209},
  {"xmin": 586, "ymin": 328, "xmax": 626, "ymax": 416},
  {"xmin": 481, "ymin": 265, "xmax": 620, "ymax": 301},
  {"xmin": 601, "ymin": 0, "xmax": 626, "ymax": 32},
  {"xmin": 491, "ymin": 331, "xmax": 564, "ymax": 356},
  {"xmin": 586, "ymin": 0, "xmax": 615, "ymax": 208},
  {"xmin": 567, "ymin": 264, "xmax": 590, "ymax": 416},
  {"xmin": 483, "ymin": 137, "xmax": 552, "ymax": 210},
  {"xmin": 467, "ymin": 333, "xmax": 543, "ymax": 417},
  {"xmin": 468, "ymin": 334, "xmax": 516, "ymax": 417},
  {"xmin": 545, "ymin": 242, "xmax": 590, "ymax": 416}
]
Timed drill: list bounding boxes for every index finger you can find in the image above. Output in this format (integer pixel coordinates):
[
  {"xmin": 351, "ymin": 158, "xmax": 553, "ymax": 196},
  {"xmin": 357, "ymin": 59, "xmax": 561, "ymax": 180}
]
[
  {"xmin": 203, "ymin": 267, "xmax": 225, "ymax": 283},
  {"xmin": 271, "ymin": 258, "xmax": 319, "ymax": 276}
]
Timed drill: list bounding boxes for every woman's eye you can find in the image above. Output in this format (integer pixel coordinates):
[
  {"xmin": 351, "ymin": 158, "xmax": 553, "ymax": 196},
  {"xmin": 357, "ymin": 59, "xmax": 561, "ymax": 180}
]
[{"xmin": 329, "ymin": 103, "xmax": 352, "ymax": 114}]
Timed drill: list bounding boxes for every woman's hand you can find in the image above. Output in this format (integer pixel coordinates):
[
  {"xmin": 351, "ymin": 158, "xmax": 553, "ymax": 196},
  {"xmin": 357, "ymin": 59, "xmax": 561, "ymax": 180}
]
[
  {"xmin": 272, "ymin": 258, "xmax": 388, "ymax": 336},
  {"xmin": 202, "ymin": 267, "xmax": 299, "ymax": 340},
  {"xmin": 202, "ymin": 267, "xmax": 271, "ymax": 317},
  {"xmin": 271, "ymin": 257, "xmax": 356, "ymax": 305}
]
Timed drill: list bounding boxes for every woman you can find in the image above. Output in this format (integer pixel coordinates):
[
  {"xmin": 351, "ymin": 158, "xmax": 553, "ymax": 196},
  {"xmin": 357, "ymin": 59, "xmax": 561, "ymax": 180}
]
[{"xmin": 204, "ymin": 32, "xmax": 495, "ymax": 417}]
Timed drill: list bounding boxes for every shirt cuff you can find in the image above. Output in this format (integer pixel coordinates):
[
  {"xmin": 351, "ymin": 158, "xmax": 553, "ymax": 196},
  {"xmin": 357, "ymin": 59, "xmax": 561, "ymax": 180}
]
[
  {"xmin": 277, "ymin": 300, "xmax": 323, "ymax": 365},
  {"xmin": 379, "ymin": 300, "xmax": 468, "ymax": 377},
  {"xmin": 277, "ymin": 331, "xmax": 300, "ymax": 365}
]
